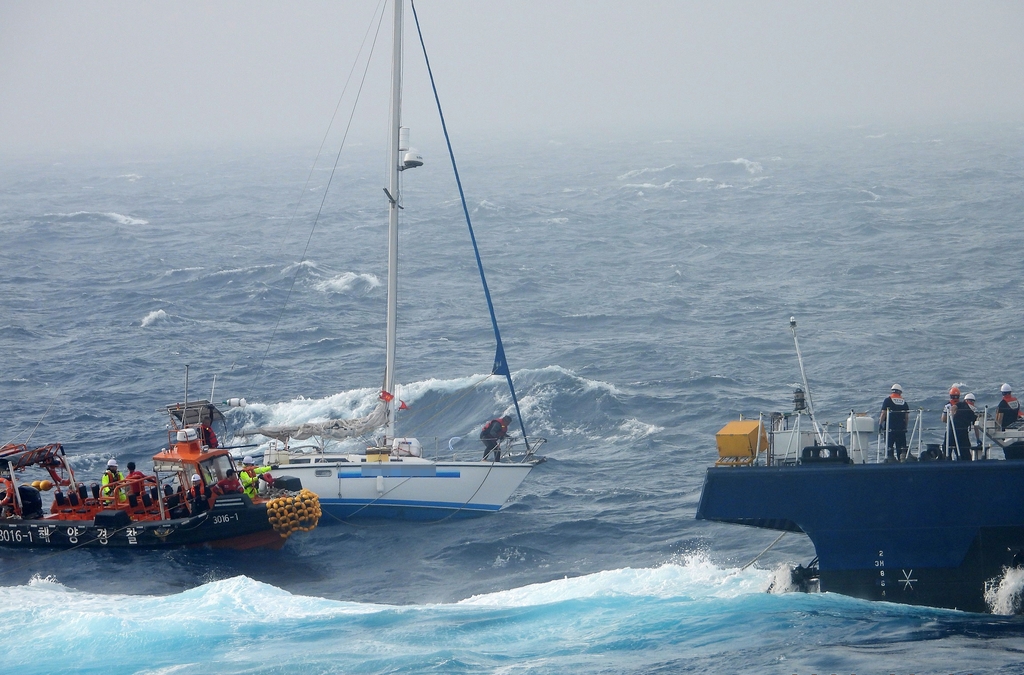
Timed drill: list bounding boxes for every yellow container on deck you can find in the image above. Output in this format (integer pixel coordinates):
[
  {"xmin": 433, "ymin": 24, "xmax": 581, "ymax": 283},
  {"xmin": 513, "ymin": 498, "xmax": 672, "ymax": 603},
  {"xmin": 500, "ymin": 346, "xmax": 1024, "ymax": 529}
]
[{"xmin": 715, "ymin": 420, "xmax": 767, "ymax": 466}]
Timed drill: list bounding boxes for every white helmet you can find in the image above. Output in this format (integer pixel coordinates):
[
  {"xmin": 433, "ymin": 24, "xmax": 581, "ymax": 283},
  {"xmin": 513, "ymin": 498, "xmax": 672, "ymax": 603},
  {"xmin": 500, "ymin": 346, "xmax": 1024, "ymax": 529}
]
[
  {"xmin": 891, "ymin": 384, "xmax": 902, "ymax": 392},
  {"xmin": 1002, "ymin": 383, "xmax": 1013, "ymax": 393},
  {"xmin": 106, "ymin": 458, "xmax": 118, "ymax": 468},
  {"xmin": 191, "ymin": 473, "xmax": 202, "ymax": 482},
  {"xmin": 965, "ymin": 393, "xmax": 976, "ymax": 402},
  {"xmin": 243, "ymin": 456, "xmax": 255, "ymax": 465}
]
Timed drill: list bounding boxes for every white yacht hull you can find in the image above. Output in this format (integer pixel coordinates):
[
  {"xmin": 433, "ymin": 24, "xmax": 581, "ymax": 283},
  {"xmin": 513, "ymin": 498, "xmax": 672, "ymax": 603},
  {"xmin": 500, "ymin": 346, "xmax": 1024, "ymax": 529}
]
[{"xmin": 271, "ymin": 458, "xmax": 534, "ymax": 521}]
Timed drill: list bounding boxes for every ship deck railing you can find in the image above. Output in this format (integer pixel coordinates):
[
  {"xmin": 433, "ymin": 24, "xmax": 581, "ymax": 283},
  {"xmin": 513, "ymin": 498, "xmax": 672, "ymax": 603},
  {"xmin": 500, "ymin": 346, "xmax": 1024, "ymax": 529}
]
[{"xmin": 733, "ymin": 405, "xmax": 1022, "ymax": 467}]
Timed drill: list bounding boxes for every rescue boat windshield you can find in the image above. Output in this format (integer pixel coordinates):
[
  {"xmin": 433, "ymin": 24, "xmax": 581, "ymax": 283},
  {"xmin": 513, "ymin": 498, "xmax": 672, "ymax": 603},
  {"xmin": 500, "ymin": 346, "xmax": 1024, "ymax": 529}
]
[{"xmin": 199, "ymin": 455, "xmax": 234, "ymax": 484}]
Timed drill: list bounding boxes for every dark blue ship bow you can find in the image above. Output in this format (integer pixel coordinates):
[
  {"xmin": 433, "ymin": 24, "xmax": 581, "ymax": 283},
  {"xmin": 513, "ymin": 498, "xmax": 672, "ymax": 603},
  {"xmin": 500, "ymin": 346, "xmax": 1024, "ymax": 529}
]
[{"xmin": 697, "ymin": 461, "xmax": 1024, "ymax": 612}]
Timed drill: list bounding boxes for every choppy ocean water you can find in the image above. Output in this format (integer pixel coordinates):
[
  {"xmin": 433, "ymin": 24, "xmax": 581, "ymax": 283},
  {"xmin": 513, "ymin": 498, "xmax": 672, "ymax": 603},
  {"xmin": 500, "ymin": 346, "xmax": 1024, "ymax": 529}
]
[{"xmin": 2, "ymin": 123, "xmax": 1024, "ymax": 673}]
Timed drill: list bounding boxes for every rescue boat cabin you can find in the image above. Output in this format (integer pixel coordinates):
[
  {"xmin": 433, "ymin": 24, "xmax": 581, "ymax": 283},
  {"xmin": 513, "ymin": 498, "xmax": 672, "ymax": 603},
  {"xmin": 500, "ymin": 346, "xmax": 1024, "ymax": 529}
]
[
  {"xmin": 0, "ymin": 400, "xmax": 243, "ymax": 523},
  {"xmin": 154, "ymin": 399, "xmax": 246, "ymax": 505}
]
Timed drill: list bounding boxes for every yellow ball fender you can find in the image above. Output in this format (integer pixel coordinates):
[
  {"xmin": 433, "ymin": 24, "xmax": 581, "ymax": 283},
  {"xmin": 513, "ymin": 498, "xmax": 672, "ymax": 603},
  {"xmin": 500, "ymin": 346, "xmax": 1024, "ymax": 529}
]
[{"xmin": 267, "ymin": 490, "xmax": 322, "ymax": 537}]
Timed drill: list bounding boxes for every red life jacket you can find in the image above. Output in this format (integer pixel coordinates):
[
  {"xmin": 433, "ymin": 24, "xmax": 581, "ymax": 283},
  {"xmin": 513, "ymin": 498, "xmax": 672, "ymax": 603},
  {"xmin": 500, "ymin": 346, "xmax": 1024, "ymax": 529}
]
[
  {"xmin": 1003, "ymin": 395, "xmax": 1020, "ymax": 422},
  {"xmin": 201, "ymin": 425, "xmax": 219, "ymax": 448},
  {"xmin": 126, "ymin": 470, "xmax": 146, "ymax": 495},
  {"xmin": 482, "ymin": 418, "xmax": 509, "ymax": 439},
  {"xmin": 215, "ymin": 477, "xmax": 242, "ymax": 494},
  {"xmin": 0, "ymin": 477, "xmax": 13, "ymax": 506}
]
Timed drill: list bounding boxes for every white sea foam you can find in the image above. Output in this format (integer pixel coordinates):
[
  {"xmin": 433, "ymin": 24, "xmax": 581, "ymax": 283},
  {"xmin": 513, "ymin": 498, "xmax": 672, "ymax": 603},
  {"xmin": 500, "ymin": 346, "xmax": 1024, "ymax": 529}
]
[
  {"xmin": 527, "ymin": 364, "xmax": 623, "ymax": 396},
  {"xmin": 164, "ymin": 266, "xmax": 204, "ymax": 276},
  {"xmin": 241, "ymin": 388, "xmax": 382, "ymax": 428},
  {"xmin": 238, "ymin": 374, "xmax": 505, "ymax": 436},
  {"xmin": 140, "ymin": 309, "xmax": 167, "ymax": 327},
  {"xmin": 617, "ymin": 165, "xmax": 675, "ymax": 180},
  {"xmin": 458, "ymin": 555, "xmax": 770, "ymax": 607},
  {"xmin": 621, "ymin": 179, "xmax": 683, "ymax": 190},
  {"xmin": 729, "ymin": 158, "xmax": 763, "ymax": 174},
  {"xmin": 695, "ymin": 177, "xmax": 714, "ymax": 183},
  {"xmin": 0, "ymin": 575, "xmax": 374, "ymax": 626},
  {"xmin": 117, "ymin": 173, "xmax": 142, "ymax": 182},
  {"xmin": 612, "ymin": 417, "xmax": 663, "ymax": 441},
  {"xmin": 2, "ymin": 560, "xmax": 771, "ymax": 624},
  {"xmin": 280, "ymin": 260, "xmax": 320, "ymax": 276},
  {"xmin": 985, "ymin": 566, "xmax": 1024, "ymax": 614},
  {"xmin": 312, "ymin": 272, "xmax": 381, "ymax": 294},
  {"xmin": 103, "ymin": 211, "xmax": 148, "ymax": 225},
  {"xmin": 206, "ymin": 264, "xmax": 277, "ymax": 278},
  {"xmin": 45, "ymin": 211, "xmax": 149, "ymax": 226},
  {"xmin": 238, "ymin": 365, "xmax": 618, "ymax": 443},
  {"xmin": 767, "ymin": 563, "xmax": 798, "ymax": 594}
]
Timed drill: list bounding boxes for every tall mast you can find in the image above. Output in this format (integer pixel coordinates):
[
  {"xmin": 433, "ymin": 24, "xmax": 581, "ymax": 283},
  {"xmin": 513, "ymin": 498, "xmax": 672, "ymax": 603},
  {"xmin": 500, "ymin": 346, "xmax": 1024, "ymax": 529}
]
[{"xmin": 383, "ymin": 0, "xmax": 403, "ymax": 440}]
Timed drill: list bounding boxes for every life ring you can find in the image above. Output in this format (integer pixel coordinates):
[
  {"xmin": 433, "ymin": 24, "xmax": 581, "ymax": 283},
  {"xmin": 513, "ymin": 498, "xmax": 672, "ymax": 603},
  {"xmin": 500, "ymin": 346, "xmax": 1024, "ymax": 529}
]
[{"xmin": 0, "ymin": 477, "xmax": 13, "ymax": 507}]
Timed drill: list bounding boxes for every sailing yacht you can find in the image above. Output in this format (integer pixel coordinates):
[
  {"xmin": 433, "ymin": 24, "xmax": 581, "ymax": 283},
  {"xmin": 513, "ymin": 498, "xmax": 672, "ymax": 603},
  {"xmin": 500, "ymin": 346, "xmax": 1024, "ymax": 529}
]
[{"xmin": 238, "ymin": 0, "xmax": 542, "ymax": 520}]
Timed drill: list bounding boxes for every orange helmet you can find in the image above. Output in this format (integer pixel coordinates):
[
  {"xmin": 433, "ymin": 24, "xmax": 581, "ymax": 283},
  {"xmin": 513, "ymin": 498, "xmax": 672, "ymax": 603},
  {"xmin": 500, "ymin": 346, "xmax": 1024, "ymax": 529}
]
[{"xmin": 949, "ymin": 386, "xmax": 961, "ymax": 398}]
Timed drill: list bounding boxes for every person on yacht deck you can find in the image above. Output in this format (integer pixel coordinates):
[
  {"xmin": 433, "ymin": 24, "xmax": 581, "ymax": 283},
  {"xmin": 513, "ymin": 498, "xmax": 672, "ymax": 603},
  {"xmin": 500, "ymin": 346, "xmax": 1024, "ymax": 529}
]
[{"xmin": 481, "ymin": 415, "xmax": 512, "ymax": 462}]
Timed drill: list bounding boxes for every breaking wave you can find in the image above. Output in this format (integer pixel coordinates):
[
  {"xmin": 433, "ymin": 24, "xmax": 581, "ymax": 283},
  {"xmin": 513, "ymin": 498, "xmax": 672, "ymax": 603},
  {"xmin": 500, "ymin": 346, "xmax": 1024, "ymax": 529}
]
[
  {"xmin": 985, "ymin": 566, "xmax": 1024, "ymax": 615},
  {"xmin": 312, "ymin": 272, "xmax": 381, "ymax": 294},
  {"xmin": 140, "ymin": 309, "xmax": 167, "ymax": 327},
  {"xmin": 617, "ymin": 165, "xmax": 676, "ymax": 180},
  {"xmin": 44, "ymin": 211, "xmax": 148, "ymax": 226},
  {"xmin": 729, "ymin": 158, "xmax": 763, "ymax": 174}
]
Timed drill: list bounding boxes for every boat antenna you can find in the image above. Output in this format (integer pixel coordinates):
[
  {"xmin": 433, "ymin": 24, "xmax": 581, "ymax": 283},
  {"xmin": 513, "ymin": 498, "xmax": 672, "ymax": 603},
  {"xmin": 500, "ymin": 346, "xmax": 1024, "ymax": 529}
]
[
  {"xmin": 210, "ymin": 374, "xmax": 217, "ymax": 404},
  {"xmin": 183, "ymin": 364, "xmax": 190, "ymax": 428},
  {"xmin": 789, "ymin": 317, "xmax": 824, "ymax": 444},
  {"xmin": 410, "ymin": 0, "xmax": 531, "ymax": 453}
]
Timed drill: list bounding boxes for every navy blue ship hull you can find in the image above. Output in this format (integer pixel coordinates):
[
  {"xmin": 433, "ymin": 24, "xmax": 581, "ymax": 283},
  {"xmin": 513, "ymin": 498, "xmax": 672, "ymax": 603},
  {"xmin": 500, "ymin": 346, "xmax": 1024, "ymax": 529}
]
[{"xmin": 696, "ymin": 462, "xmax": 1024, "ymax": 612}]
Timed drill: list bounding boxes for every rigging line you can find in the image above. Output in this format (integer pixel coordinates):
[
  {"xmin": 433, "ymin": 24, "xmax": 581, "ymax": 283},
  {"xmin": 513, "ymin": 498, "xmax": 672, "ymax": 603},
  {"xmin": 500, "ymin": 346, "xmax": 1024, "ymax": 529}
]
[
  {"xmin": 337, "ymin": 474, "xmax": 416, "ymax": 521},
  {"xmin": 332, "ymin": 457, "xmax": 497, "ymax": 526},
  {"xmin": 740, "ymin": 531, "xmax": 786, "ymax": 571},
  {"xmin": 409, "ymin": 1, "xmax": 532, "ymax": 453},
  {"xmin": 2, "ymin": 389, "xmax": 62, "ymax": 448},
  {"xmin": 422, "ymin": 455, "xmax": 501, "ymax": 525},
  {"xmin": 274, "ymin": 0, "xmax": 388, "ymax": 254},
  {"xmin": 247, "ymin": 4, "xmax": 389, "ymax": 400}
]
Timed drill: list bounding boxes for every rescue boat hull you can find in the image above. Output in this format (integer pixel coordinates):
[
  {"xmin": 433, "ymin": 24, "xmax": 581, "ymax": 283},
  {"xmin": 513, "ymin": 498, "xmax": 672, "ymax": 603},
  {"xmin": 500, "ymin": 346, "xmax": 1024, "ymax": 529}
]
[{"xmin": 0, "ymin": 497, "xmax": 285, "ymax": 550}]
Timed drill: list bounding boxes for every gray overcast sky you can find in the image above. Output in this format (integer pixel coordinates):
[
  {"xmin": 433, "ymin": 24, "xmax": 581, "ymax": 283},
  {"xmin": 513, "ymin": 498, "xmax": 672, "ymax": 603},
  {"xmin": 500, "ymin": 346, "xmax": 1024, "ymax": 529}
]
[{"xmin": 2, "ymin": 0, "xmax": 1023, "ymax": 154}]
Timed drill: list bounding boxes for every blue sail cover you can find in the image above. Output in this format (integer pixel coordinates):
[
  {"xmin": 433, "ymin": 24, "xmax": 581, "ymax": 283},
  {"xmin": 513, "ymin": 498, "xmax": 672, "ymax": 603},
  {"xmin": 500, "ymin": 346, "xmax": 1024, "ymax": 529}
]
[{"xmin": 492, "ymin": 342, "xmax": 509, "ymax": 377}]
